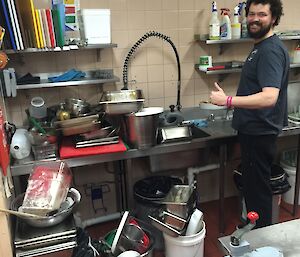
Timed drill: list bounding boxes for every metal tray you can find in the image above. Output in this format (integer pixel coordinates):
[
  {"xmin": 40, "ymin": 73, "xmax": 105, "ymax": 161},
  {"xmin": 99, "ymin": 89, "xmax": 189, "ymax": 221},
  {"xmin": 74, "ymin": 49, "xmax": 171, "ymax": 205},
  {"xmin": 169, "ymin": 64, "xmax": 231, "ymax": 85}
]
[
  {"xmin": 148, "ymin": 214, "xmax": 184, "ymax": 237},
  {"xmin": 54, "ymin": 114, "xmax": 99, "ymax": 128},
  {"xmin": 161, "ymin": 185, "xmax": 196, "ymax": 219},
  {"xmin": 163, "ymin": 211, "xmax": 187, "ymax": 231}
]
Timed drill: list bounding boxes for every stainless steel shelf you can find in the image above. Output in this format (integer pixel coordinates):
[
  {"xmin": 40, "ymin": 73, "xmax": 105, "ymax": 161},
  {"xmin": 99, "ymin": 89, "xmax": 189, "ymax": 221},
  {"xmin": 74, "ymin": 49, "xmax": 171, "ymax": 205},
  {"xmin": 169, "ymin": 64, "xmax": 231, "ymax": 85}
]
[
  {"xmin": 4, "ymin": 43, "xmax": 118, "ymax": 54},
  {"xmin": 16, "ymin": 75, "xmax": 120, "ymax": 89},
  {"xmin": 194, "ymin": 34, "xmax": 300, "ymax": 44}
]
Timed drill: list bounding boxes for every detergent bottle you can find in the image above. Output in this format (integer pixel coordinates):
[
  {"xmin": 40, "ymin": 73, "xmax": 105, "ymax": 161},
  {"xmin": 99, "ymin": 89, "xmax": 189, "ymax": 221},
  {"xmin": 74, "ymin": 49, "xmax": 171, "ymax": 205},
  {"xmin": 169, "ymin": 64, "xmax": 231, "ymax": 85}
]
[
  {"xmin": 209, "ymin": 1, "xmax": 220, "ymax": 40},
  {"xmin": 220, "ymin": 8, "xmax": 231, "ymax": 40},
  {"xmin": 240, "ymin": 2, "xmax": 248, "ymax": 38},
  {"xmin": 231, "ymin": 5, "xmax": 241, "ymax": 39}
]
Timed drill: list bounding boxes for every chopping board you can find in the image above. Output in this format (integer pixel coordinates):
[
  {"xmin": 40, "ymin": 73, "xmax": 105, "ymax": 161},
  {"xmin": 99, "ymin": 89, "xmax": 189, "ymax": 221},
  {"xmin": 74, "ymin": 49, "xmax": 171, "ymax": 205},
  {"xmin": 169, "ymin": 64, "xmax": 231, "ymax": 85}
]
[
  {"xmin": 0, "ymin": 108, "xmax": 9, "ymax": 176},
  {"xmin": 59, "ymin": 137, "xmax": 127, "ymax": 159}
]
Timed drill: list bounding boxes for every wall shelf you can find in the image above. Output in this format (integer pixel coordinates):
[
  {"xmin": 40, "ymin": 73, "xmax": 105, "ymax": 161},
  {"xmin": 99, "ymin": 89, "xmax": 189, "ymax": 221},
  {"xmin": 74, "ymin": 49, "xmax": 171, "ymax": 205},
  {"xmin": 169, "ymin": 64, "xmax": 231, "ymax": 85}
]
[
  {"xmin": 4, "ymin": 43, "xmax": 118, "ymax": 54},
  {"xmin": 16, "ymin": 75, "xmax": 120, "ymax": 90}
]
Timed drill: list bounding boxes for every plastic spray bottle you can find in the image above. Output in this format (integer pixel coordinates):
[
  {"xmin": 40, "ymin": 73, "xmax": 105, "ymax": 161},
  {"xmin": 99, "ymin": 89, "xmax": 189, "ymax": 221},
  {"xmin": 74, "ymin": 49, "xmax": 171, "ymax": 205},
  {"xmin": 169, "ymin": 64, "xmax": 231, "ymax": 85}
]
[
  {"xmin": 231, "ymin": 5, "xmax": 241, "ymax": 39},
  {"xmin": 220, "ymin": 8, "xmax": 231, "ymax": 40},
  {"xmin": 240, "ymin": 2, "xmax": 248, "ymax": 38},
  {"xmin": 209, "ymin": 1, "xmax": 220, "ymax": 40}
]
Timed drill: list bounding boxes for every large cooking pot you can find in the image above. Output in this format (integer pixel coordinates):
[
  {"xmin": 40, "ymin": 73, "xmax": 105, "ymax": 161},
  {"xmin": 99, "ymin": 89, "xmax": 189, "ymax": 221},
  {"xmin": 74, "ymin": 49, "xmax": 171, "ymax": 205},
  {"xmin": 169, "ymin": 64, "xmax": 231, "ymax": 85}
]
[{"xmin": 125, "ymin": 107, "xmax": 163, "ymax": 149}]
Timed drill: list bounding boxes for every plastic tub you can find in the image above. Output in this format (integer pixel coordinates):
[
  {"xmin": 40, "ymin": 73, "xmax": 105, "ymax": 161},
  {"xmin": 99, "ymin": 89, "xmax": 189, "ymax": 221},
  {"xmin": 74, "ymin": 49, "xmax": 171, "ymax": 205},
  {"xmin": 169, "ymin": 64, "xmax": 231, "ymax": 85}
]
[
  {"xmin": 281, "ymin": 161, "xmax": 298, "ymax": 205},
  {"xmin": 163, "ymin": 222, "xmax": 206, "ymax": 257}
]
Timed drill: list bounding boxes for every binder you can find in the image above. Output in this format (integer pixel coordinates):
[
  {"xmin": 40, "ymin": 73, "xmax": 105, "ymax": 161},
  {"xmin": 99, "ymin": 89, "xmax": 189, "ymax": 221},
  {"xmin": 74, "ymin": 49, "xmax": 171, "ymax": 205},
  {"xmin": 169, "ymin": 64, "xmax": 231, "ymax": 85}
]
[
  {"xmin": 9, "ymin": 0, "xmax": 24, "ymax": 50},
  {"xmin": 6, "ymin": 0, "xmax": 20, "ymax": 50},
  {"xmin": 0, "ymin": 0, "xmax": 16, "ymax": 50}
]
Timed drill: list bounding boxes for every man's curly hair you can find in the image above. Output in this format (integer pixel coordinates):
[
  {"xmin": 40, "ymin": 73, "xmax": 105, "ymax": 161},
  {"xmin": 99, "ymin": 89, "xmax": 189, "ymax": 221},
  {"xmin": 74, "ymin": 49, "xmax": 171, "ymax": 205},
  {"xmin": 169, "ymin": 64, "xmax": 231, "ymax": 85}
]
[{"xmin": 245, "ymin": 0, "xmax": 283, "ymax": 26}]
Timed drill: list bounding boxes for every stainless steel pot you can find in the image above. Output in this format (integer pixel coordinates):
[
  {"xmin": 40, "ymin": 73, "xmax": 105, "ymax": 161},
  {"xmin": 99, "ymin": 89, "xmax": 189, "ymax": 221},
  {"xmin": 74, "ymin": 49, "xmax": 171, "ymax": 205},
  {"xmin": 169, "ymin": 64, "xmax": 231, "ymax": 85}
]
[
  {"xmin": 65, "ymin": 98, "xmax": 90, "ymax": 117},
  {"xmin": 125, "ymin": 107, "xmax": 163, "ymax": 149}
]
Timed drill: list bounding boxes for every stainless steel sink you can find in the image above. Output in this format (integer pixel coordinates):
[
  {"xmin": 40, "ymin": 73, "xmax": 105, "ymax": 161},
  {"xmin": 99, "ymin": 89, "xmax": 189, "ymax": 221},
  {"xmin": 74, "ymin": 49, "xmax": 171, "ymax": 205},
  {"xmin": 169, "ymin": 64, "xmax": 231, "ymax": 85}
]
[{"xmin": 204, "ymin": 119, "xmax": 236, "ymax": 136}]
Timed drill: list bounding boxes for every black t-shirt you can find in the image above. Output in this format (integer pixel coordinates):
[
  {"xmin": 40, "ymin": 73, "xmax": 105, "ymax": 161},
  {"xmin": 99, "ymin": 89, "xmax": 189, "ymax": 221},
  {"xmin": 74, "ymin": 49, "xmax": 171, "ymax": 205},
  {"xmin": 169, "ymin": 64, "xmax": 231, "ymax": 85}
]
[{"xmin": 232, "ymin": 34, "xmax": 289, "ymax": 135}]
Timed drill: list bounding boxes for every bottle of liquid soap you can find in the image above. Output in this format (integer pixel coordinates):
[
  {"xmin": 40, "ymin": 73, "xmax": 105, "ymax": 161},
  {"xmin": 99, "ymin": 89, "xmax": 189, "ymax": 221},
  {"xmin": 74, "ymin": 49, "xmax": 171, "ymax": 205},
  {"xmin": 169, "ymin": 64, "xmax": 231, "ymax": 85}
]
[
  {"xmin": 240, "ymin": 2, "xmax": 248, "ymax": 38},
  {"xmin": 209, "ymin": 1, "xmax": 220, "ymax": 40},
  {"xmin": 220, "ymin": 8, "xmax": 231, "ymax": 40},
  {"xmin": 231, "ymin": 5, "xmax": 241, "ymax": 39}
]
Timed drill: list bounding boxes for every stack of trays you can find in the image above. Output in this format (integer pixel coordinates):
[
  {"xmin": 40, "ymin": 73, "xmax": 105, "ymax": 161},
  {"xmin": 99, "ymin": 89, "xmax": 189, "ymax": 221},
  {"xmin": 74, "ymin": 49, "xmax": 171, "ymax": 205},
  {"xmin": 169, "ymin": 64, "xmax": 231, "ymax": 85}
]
[
  {"xmin": 149, "ymin": 185, "xmax": 196, "ymax": 237},
  {"xmin": 14, "ymin": 215, "xmax": 77, "ymax": 257}
]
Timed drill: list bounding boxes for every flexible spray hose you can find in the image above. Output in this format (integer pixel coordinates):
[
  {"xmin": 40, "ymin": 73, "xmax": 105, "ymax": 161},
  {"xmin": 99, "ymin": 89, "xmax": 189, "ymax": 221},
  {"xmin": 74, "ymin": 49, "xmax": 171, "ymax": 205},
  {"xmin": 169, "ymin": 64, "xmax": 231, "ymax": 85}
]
[{"xmin": 122, "ymin": 31, "xmax": 182, "ymax": 111}]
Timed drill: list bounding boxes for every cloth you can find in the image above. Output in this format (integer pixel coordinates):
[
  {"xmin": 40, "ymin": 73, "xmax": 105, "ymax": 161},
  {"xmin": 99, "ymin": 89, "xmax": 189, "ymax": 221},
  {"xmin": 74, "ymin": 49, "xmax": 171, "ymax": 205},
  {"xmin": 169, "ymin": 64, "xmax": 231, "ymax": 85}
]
[
  {"xmin": 239, "ymin": 133, "xmax": 277, "ymax": 228},
  {"xmin": 17, "ymin": 73, "xmax": 40, "ymax": 85},
  {"xmin": 48, "ymin": 69, "xmax": 86, "ymax": 82},
  {"xmin": 232, "ymin": 34, "xmax": 289, "ymax": 135}
]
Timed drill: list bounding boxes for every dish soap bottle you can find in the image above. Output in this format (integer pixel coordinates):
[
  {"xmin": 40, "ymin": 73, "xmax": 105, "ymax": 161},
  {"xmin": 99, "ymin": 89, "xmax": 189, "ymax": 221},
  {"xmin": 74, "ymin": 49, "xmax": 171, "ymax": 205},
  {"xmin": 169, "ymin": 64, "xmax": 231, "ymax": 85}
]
[
  {"xmin": 209, "ymin": 1, "xmax": 220, "ymax": 40},
  {"xmin": 220, "ymin": 8, "xmax": 231, "ymax": 40},
  {"xmin": 231, "ymin": 5, "xmax": 241, "ymax": 39},
  {"xmin": 240, "ymin": 2, "xmax": 248, "ymax": 38}
]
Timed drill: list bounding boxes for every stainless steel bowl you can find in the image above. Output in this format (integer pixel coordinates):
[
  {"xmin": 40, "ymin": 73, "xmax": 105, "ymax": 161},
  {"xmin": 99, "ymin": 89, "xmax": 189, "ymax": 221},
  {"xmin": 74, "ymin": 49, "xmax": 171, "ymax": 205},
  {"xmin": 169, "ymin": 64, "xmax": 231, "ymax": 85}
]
[
  {"xmin": 11, "ymin": 188, "xmax": 81, "ymax": 228},
  {"xmin": 65, "ymin": 98, "xmax": 90, "ymax": 117}
]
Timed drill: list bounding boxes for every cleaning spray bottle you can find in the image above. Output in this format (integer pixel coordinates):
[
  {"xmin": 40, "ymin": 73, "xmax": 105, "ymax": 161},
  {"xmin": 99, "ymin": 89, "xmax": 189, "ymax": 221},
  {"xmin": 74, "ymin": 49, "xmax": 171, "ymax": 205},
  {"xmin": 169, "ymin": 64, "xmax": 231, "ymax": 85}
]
[
  {"xmin": 240, "ymin": 2, "xmax": 248, "ymax": 38},
  {"xmin": 220, "ymin": 8, "xmax": 231, "ymax": 40},
  {"xmin": 231, "ymin": 5, "xmax": 241, "ymax": 39},
  {"xmin": 209, "ymin": 1, "xmax": 220, "ymax": 40}
]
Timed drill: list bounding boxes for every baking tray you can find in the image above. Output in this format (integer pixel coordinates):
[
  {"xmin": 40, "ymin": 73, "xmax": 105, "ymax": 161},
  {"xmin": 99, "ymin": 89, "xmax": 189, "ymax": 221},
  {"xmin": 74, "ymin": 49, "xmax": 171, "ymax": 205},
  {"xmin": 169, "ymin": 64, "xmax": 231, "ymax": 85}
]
[
  {"xmin": 54, "ymin": 114, "xmax": 99, "ymax": 128},
  {"xmin": 74, "ymin": 136, "xmax": 119, "ymax": 148},
  {"xmin": 161, "ymin": 185, "xmax": 196, "ymax": 219},
  {"xmin": 148, "ymin": 214, "xmax": 184, "ymax": 237}
]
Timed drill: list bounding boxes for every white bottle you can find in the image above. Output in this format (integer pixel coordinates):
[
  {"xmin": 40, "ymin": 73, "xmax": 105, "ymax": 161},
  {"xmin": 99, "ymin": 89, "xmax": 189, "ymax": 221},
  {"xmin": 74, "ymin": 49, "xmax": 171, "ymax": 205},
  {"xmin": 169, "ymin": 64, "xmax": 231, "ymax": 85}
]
[
  {"xmin": 220, "ymin": 8, "xmax": 231, "ymax": 40},
  {"xmin": 209, "ymin": 1, "xmax": 220, "ymax": 40},
  {"xmin": 185, "ymin": 209, "xmax": 204, "ymax": 236},
  {"xmin": 231, "ymin": 5, "xmax": 241, "ymax": 39},
  {"xmin": 240, "ymin": 2, "xmax": 248, "ymax": 38}
]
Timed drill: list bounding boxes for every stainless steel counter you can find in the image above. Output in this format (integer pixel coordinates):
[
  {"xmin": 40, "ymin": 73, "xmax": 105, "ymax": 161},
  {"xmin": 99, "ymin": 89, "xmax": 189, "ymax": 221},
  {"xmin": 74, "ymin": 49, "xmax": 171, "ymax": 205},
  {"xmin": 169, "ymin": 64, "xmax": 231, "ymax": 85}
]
[
  {"xmin": 218, "ymin": 218, "xmax": 300, "ymax": 257},
  {"xmin": 10, "ymin": 117, "xmax": 300, "ymax": 234}
]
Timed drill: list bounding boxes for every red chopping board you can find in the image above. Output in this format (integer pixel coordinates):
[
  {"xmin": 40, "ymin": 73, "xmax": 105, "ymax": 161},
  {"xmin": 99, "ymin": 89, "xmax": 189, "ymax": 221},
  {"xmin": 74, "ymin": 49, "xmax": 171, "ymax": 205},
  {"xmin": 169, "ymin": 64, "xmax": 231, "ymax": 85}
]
[{"xmin": 59, "ymin": 137, "xmax": 127, "ymax": 159}]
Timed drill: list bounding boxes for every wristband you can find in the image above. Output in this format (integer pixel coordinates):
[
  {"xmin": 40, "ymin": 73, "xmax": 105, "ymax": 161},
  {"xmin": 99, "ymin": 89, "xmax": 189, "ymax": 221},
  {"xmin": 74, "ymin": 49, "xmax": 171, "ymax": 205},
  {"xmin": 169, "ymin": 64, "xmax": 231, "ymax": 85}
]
[{"xmin": 226, "ymin": 96, "xmax": 233, "ymax": 108}]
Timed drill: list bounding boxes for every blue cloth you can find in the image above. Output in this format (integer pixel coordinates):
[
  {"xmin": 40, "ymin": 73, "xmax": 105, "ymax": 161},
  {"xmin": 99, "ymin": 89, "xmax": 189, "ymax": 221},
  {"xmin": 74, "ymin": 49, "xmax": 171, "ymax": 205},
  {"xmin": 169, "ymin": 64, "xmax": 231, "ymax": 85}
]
[
  {"xmin": 189, "ymin": 119, "xmax": 208, "ymax": 128},
  {"xmin": 48, "ymin": 69, "xmax": 86, "ymax": 82}
]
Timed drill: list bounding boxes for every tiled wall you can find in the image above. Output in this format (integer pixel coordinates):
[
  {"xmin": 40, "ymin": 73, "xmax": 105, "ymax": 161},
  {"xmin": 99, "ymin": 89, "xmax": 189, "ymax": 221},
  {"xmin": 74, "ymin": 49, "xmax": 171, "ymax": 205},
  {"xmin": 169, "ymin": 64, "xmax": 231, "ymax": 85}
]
[{"xmin": 5, "ymin": 0, "xmax": 300, "ymax": 126}]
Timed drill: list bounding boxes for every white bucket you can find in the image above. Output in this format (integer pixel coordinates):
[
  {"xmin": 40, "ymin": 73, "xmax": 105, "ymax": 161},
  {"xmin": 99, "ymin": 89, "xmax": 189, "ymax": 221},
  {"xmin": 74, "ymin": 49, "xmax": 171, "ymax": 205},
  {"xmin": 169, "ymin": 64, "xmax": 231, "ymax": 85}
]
[
  {"xmin": 163, "ymin": 222, "xmax": 206, "ymax": 257},
  {"xmin": 281, "ymin": 161, "xmax": 298, "ymax": 205}
]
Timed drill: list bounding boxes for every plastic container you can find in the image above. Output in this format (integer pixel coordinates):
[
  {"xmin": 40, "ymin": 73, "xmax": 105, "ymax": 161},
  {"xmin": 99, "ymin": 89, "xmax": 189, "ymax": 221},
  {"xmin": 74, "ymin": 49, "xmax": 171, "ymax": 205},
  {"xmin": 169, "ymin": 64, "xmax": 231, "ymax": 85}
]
[
  {"xmin": 163, "ymin": 222, "xmax": 206, "ymax": 257},
  {"xmin": 220, "ymin": 8, "xmax": 231, "ymax": 40},
  {"xmin": 281, "ymin": 149, "xmax": 298, "ymax": 204},
  {"xmin": 29, "ymin": 97, "xmax": 47, "ymax": 119},
  {"xmin": 209, "ymin": 1, "xmax": 220, "ymax": 40},
  {"xmin": 231, "ymin": 5, "xmax": 241, "ymax": 39}
]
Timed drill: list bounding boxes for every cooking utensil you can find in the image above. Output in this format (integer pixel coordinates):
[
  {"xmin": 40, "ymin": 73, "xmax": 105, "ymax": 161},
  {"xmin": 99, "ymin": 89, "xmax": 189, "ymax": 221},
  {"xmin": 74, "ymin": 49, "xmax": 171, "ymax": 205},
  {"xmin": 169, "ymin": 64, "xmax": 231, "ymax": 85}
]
[
  {"xmin": 11, "ymin": 188, "xmax": 81, "ymax": 228},
  {"xmin": 65, "ymin": 98, "xmax": 90, "ymax": 117},
  {"xmin": 0, "ymin": 207, "xmax": 43, "ymax": 219},
  {"xmin": 54, "ymin": 114, "xmax": 99, "ymax": 128},
  {"xmin": 99, "ymin": 90, "xmax": 145, "ymax": 115},
  {"xmin": 162, "ymin": 185, "xmax": 196, "ymax": 219},
  {"xmin": 158, "ymin": 125, "xmax": 192, "ymax": 144}
]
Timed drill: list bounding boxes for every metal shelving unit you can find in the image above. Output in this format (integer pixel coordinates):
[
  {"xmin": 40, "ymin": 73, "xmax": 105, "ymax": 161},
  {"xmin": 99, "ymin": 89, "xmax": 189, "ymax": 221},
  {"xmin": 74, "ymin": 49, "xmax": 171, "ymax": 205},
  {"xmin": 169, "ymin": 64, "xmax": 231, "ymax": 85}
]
[
  {"xmin": 4, "ymin": 43, "xmax": 118, "ymax": 54},
  {"xmin": 16, "ymin": 76, "xmax": 120, "ymax": 90}
]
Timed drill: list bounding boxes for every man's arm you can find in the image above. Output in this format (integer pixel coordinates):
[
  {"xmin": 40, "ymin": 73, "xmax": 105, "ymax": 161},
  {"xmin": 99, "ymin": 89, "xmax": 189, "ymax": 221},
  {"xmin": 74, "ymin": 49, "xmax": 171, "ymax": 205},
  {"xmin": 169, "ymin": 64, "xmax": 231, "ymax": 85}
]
[{"xmin": 210, "ymin": 82, "xmax": 279, "ymax": 109}]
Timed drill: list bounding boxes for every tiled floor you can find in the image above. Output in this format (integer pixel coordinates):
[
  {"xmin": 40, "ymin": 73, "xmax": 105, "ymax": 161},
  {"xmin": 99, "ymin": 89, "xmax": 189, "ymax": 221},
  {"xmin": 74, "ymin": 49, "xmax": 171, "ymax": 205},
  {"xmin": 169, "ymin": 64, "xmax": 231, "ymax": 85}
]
[{"xmin": 45, "ymin": 196, "xmax": 300, "ymax": 257}]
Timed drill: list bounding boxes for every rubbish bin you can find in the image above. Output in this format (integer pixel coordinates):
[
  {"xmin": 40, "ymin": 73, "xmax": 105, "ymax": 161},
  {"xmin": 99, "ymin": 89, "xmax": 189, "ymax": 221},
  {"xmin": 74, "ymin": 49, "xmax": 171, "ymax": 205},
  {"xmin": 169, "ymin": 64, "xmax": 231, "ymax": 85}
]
[
  {"xmin": 133, "ymin": 176, "xmax": 182, "ymax": 250},
  {"xmin": 233, "ymin": 164, "xmax": 291, "ymax": 224}
]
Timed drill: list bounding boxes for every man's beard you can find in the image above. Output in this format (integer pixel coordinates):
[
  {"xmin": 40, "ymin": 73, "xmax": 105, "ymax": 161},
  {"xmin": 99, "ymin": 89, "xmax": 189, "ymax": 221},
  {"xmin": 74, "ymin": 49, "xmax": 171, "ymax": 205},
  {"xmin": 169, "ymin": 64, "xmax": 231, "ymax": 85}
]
[{"xmin": 247, "ymin": 21, "xmax": 272, "ymax": 39}]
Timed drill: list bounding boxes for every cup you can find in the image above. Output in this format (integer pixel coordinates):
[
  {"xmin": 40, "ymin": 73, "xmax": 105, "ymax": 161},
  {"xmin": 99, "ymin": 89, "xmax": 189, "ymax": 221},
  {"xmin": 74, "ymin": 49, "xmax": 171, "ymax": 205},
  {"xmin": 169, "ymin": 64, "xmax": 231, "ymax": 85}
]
[{"xmin": 199, "ymin": 56, "xmax": 212, "ymax": 71}]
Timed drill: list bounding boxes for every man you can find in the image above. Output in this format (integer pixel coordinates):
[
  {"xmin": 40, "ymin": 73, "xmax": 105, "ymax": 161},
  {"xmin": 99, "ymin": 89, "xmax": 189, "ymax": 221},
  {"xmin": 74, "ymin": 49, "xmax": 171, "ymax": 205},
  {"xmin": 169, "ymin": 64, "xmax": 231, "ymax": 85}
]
[{"xmin": 210, "ymin": 0, "xmax": 289, "ymax": 228}]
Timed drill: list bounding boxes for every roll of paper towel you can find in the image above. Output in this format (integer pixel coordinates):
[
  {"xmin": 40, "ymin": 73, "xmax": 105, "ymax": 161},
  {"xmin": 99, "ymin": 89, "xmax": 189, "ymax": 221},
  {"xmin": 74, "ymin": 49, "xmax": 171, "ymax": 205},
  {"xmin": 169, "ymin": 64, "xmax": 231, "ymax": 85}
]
[{"xmin": 10, "ymin": 129, "xmax": 31, "ymax": 160}]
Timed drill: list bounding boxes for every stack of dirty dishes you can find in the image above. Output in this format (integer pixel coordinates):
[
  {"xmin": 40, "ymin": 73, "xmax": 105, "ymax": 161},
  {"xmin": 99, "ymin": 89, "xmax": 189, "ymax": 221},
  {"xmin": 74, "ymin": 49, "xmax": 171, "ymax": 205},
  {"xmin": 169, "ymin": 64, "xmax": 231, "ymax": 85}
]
[
  {"xmin": 99, "ymin": 211, "xmax": 154, "ymax": 257},
  {"xmin": 148, "ymin": 185, "xmax": 206, "ymax": 257}
]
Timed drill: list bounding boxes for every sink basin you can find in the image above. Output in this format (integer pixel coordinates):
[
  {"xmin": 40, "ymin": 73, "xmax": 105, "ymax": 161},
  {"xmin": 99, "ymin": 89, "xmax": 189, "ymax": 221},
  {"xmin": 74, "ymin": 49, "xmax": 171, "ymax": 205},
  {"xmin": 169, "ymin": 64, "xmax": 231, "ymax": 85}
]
[
  {"xmin": 205, "ymin": 119, "xmax": 236, "ymax": 136},
  {"xmin": 191, "ymin": 125, "xmax": 211, "ymax": 139}
]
